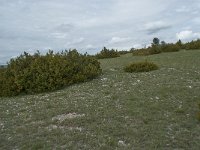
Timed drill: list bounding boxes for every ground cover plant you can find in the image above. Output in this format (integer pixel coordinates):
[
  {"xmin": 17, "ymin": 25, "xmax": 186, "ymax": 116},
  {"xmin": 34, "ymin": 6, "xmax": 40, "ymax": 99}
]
[
  {"xmin": 124, "ymin": 61, "xmax": 158, "ymax": 73},
  {"xmin": 0, "ymin": 50, "xmax": 102, "ymax": 97},
  {"xmin": 0, "ymin": 50, "xmax": 200, "ymax": 149}
]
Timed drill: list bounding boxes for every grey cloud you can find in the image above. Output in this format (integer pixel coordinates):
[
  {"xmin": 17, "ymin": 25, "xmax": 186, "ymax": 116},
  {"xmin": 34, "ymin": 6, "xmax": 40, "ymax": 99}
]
[
  {"xmin": 143, "ymin": 21, "xmax": 172, "ymax": 34},
  {"xmin": 175, "ymin": 6, "xmax": 191, "ymax": 13},
  {"xmin": 108, "ymin": 37, "xmax": 131, "ymax": 44},
  {"xmin": 53, "ymin": 24, "xmax": 75, "ymax": 33}
]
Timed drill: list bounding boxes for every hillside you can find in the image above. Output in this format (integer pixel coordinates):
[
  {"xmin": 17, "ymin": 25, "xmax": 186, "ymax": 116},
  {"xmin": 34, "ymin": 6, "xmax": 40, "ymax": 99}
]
[{"xmin": 0, "ymin": 50, "xmax": 200, "ymax": 149}]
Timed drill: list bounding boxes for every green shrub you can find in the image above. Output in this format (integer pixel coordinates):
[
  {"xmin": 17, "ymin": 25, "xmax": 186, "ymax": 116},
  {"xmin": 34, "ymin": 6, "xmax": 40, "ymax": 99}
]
[
  {"xmin": 149, "ymin": 45, "xmax": 162, "ymax": 54},
  {"xmin": 132, "ymin": 46, "xmax": 161, "ymax": 56},
  {"xmin": 0, "ymin": 50, "xmax": 102, "ymax": 97},
  {"xmin": 184, "ymin": 39, "xmax": 200, "ymax": 50},
  {"xmin": 161, "ymin": 44, "xmax": 180, "ymax": 52},
  {"xmin": 95, "ymin": 47, "xmax": 120, "ymax": 59},
  {"xmin": 118, "ymin": 50, "xmax": 130, "ymax": 55},
  {"xmin": 0, "ymin": 68, "xmax": 6, "ymax": 95},
  {"xmin": 132, "ymin": 48, "xmax": 150, "ymax": 56},
  {"xmin": 132, "ymin": 44, "xmax": 180, "ymax": 56},
  {"xmin": 124, "ymin": 61, "xmax": 159, "ymax": 73}
]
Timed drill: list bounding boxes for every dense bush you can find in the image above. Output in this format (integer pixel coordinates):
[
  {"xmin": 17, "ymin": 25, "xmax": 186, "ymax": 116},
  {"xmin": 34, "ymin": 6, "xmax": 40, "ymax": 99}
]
[
  {"xmin": 160, "ymin": 44, "xmax": 180, "ymax": 52},
  {"xmin": 184, "ymin": 39, "xmax": 200, "ymax": 50},
  {"xmin": 132, "ymin": 39, "xmax": 200, "ymax": 57},
  {"xmin": 124, "ymin": 61, "xmax": 159, "ymax": 73},
  {"xmin": 149, "ymin": 45, "xmax": 162, "ymax": 54},
  {"xmin": 132, "ymin": 46, "xmax": 161, "ymax": 56},
  {"xmin": 132, "ymin": 48, "xmax": 150, "ymax": 56},
  {"xmin": 0, "ymin": 68, "xmax": 6, "ymax": 95},
  {"xmin": 118, "ymin": 50, "xmax": 131, "ymax": 55},
  {"xmin": 95, "ymin": 47, "xmax": 120, "ymax": 59},
  {"xmin": 0, "ymin": 50, "xmax": 102, "ymax": 97},
  {"xmin": 132, "ymin": 43, "xmax": 180, "ymax": 56}
]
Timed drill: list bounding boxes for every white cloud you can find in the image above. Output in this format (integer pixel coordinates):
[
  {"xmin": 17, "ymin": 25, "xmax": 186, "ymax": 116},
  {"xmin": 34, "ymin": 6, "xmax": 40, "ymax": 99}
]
[
  {"xmin": 65, "ymin": 37, "xmax": 85, "ymax": 47},
  {"xmin": 193, "ymin": 17, "xmax": 200, "ymax": 24},
  {"xmin": 109, "ymin": 37, "xmax": 131, "ymax": 44},
  {"xmin": 176, "ymin": 30, "xmax": 200, "ymax": 41},
  {"xmin": 133, "ymin": 44, "xmax": 143, "ymax": 49},
  {"xmin": 51, "ymin": 33, "xmax": 67, "ymax": 39},
  {"xmin": 191, "ymin": 10, "xmax": 199, "ymax": 15},
  {"xmin": 175, "ymin": 6, "xmax": 190, "ymax": 13},
  {"xmin": 85, "ymin": 44, "xmax": 94, "ymax": 49},
  {"xmin": 175, "ymin": 5, "xmax": 199, "ymax": 15}
]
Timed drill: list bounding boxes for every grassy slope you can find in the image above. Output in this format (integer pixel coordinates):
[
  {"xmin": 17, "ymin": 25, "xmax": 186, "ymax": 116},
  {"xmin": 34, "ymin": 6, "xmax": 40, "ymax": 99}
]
[{"xmin": 0, "ymin": 50, "xmax": 200, "ymax": 149}]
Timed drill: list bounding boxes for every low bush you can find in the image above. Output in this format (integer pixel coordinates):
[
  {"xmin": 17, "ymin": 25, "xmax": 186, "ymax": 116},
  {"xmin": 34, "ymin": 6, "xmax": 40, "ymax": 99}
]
[
  {"xmin": 124, "ymin": 61, "xmax": 159, "ymax": 73},
  {"xmin": 0, "ymin": 50, "xmax": 102, "ymax": 97},
  {"xmin": 132, "ymin": 46, "xmax": 161, "ymax": 56},
  {"xmin": 132, "ymin": 48, "xmax": 150, "ymax": 56},
  {"xmin": 149, "ymin": 45, "xmax": 162, "ymax": 54},
  {"xmin": 161, "ymin": 44, "xmax": 180, "ymax": 52},
  {"xmin": 118, "ymin": 50, "xmax": 131, "ymax": 55},
  {"xmin": 132, "ymin": 44, "xmax": 180, "ymax": 56},
  {"xmin": 132, "ymin": 37, "xmax": 162, "ymax": 56},
  {"xmin": 95, "ymin": 47, "xmax": 120, "ymax": 59},
  {"xmin": 0, "ymin": 68, "xmax": 6, "ymax": 95},
  {"xmin": 184, "ymin": 39, "xmax": 200, "ymax": 50}
]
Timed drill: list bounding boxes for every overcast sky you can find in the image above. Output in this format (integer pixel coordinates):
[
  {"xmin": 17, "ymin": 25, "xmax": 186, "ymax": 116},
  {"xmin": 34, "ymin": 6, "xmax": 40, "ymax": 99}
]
[{"xmin": 1, "ymin": 0, "xmax": 200, "ymax": 64}]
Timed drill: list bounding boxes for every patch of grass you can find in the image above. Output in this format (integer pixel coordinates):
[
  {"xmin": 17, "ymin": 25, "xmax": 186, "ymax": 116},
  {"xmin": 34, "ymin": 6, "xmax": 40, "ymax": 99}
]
[
  {"xmin": 198, "ymin": 103, "xmax": 200, "ymax": 121},
  {"xmin": 0, "ymin": 50, "xmax": 200, "ymax": 149},
  {"xmin": 124, "ymin": 61, "xmax": 158, "ymax": 73},
  {"xmin": 175, "ymin": 108, "xmax": 185, "ymax": 114}
]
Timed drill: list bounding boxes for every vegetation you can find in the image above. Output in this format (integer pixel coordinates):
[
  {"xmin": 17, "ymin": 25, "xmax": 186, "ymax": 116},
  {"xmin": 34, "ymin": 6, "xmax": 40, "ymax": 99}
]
[
  {"xmin": 149, "ymin": 45, "xmax": 162, "ymax": 54},
  {"xmin": 133, "ymin": 38, "xmax": 181, "ymax": 56},
  {"xmin": 132, "ymin": 48, "xmax": 151, "ymax": 56},
  {"xmin": 0, "ymin": 50, "xmax": 102, "ymax": 97},
  {"xmin": 198, "ymin": 103, "xmax": 200, "ymax": 121},
  {"xmin": 124, "ymin": 61, "xmax": 158, "ymax": 73},
  {"xmin": 117, "ymin": 50, "xmax": 131, "ymax": 55},
  {"xmin": 184, "ymin": 39, "xmax": 200, "ymax": 50},
  {"xmin": 160, "ymin": 43, "xmax": 180, "ymax": 53},
  {"xmin": 95, "ymin": 47, "xmax": 120, "ymax": 59},
  {"xmin": 132, "ymin": 46, "xmax": 162, "ymax": 56},
  {"xmin": 153, "ymin": 37, "xmax": 160, "ymax": 45},
  {"xmin": 133, "ymin": 39, "xmax": 200, "ymax": 56},
  {"xmin": 0, "ymin": 50, "xmax": 200, "ymax": 149}
]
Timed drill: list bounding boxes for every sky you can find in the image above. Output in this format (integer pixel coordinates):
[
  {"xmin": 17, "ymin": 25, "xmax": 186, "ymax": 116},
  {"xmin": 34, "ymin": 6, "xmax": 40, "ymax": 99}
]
[{"xmin": 0, "ymin": 0, "xmax": 200, "ymax": 64}]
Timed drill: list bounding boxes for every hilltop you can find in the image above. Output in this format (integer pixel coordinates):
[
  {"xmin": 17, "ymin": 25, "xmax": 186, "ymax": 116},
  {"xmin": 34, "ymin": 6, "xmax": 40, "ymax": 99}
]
[{"xmin": 0, "ymin": 50, "xmax": 200, "ymax": 149}]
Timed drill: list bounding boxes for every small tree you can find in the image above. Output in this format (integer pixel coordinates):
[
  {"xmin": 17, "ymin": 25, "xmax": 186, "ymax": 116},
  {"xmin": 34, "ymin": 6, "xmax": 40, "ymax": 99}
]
[
  {"xmin": 153, "ymin": 37, "xmax": 160, "ymax": 45},
  {"xmin": 95, "ymin": 47, "xmax": 120, "ymax": 59},
  {"xmin": 176, "ymin": 39, "xmax": 182, "ymax": 48},
  {"xmin": 161, "ymin": 41, "xmax": 166, "ymax": 46}
]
